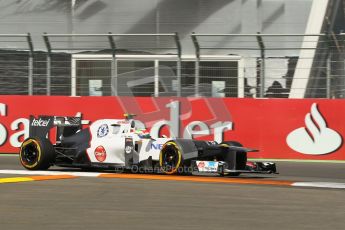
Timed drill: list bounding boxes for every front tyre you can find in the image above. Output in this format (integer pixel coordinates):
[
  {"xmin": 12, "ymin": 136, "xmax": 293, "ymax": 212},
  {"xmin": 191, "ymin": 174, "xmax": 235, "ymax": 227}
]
[
  {"xmin": 19, "ymin": 137, "xmax": 55, "ymax": 170},
  {"xmin": 159, "ymin": 141, "xmax": 183, "ymax": 175}
]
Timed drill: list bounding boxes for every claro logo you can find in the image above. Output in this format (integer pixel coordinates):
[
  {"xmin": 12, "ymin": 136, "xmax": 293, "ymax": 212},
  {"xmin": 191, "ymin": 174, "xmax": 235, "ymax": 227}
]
[{"xmin": 286, "ymin": 103, "xmax": 343, "ymax": 155}]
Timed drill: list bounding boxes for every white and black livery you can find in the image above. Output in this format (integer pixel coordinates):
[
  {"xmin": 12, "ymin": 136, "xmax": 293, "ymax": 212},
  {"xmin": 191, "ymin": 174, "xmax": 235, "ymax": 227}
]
[{"xmin": 19, "ymin": 114, "xmax": 277, "ymax": 176}]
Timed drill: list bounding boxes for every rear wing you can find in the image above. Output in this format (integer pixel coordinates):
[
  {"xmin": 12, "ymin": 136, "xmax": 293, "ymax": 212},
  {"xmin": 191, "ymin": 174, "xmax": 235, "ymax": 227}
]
[{"xmin": 29, "ymin": 115, "xmax": 82, "ymax": 139}]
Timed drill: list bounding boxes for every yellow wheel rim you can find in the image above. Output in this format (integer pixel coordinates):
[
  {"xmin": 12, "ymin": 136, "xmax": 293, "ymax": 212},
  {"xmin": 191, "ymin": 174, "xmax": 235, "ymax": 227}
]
[
  {"xmin": 20, "ymin": 139, "xmax": 41, "ymax": 169},
  {"xmin": 159, "ymin": 141, "xmax": 182, "ymax": 175}
]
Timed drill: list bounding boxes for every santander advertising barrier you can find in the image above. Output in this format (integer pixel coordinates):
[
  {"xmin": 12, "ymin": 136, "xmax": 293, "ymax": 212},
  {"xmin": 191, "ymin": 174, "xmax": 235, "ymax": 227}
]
[{"xmin": 0, "ymin": 96, "xmax": 344, "ymax": 160}]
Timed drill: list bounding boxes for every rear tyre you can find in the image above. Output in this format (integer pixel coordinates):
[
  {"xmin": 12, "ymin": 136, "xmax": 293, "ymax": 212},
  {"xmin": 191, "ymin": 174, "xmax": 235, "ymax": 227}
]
[
  {"xmin": 19, "ymin": 137, "xmax": 55, "ymax": 170},
  {"xmin": 220, "ymin": 141, "xmax": 243, "ymax": 177},
  {"xmin": 159, "ymin": 141, "xmax": 183, "ymax": 175}
]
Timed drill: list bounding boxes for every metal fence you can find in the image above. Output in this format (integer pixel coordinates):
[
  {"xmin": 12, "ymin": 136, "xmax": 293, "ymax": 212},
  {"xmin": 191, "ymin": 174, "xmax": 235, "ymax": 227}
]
[
  {"xmin": 0, "ymin": 33, "xmax": 344, "ymax": 98},
  {"xmin": 191, "ymin": 33, "xmax": 345, "ymax": 98}
]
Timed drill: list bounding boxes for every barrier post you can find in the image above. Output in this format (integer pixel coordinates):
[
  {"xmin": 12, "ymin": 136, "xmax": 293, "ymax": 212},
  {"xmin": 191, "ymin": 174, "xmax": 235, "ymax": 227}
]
[{"xmin": 43, "ymin": 33, "xmax": 52, "ymax": 96}]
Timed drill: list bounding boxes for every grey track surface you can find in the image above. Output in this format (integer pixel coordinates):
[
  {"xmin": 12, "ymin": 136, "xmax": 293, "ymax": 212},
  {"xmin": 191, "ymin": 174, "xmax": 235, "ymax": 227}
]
[{"xmin": 1, "ymin": 155, "xmax": 345, "ymax": 230}]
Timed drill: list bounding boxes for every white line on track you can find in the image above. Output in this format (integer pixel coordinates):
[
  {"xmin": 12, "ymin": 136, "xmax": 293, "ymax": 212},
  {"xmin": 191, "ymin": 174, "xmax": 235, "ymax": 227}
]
[
  {"xmin": 292, "ymin": 182, "xmax": 345, "ymax": 189},
  {"xmin": 0, "ymin": 169, "xmax": 104, "ymax": 177},
  {"xmin": 1, "ymin": 169, "xmax": 345, "ymax": 189}
]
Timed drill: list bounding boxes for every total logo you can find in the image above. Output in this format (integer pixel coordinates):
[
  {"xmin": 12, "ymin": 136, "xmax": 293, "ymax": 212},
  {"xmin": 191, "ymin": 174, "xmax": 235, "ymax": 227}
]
[{"xmin": 286, "ymin": 103, "xmax": 343, "ymax": 155}]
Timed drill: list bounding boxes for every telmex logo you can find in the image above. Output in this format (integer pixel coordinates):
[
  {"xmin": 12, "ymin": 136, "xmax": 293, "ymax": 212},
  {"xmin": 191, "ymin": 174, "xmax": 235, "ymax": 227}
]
[{"xmin": 286, "ymin": 103, "xmax": 343, "ymax": 155}]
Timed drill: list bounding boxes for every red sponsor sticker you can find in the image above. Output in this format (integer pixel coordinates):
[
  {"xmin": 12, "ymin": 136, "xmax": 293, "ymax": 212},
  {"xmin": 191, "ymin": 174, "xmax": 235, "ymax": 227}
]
[
  {"xmin": 94, "ymin": 145, "xmax": 106, "ymax": 162},
  {"xmin": 197, "ymin": 161, "xmax": 205, "ymax": 169},
  {"xmin": 246, "ymin": 161, "xmax": 256, "ymax": 169}
]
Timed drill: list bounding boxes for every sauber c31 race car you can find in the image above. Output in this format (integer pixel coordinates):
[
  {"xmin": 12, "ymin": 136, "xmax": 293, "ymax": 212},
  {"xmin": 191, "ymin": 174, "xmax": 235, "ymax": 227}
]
[{"xmin": 19, "ymin": 114, "xmax": 277, "ymax": 176}]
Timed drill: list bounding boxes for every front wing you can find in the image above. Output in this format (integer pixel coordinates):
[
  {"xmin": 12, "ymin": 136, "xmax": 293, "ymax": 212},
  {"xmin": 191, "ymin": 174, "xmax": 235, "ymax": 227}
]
[{"xmin": 191, "ymin": 160, "xmax": 278, "ymax": 174}]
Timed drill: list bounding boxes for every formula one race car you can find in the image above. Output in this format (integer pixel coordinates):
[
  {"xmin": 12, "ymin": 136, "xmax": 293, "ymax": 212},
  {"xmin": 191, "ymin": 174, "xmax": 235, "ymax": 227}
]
[{"xmin": 19, "ymin": 114, "xmax": 277, "ymax": 176}]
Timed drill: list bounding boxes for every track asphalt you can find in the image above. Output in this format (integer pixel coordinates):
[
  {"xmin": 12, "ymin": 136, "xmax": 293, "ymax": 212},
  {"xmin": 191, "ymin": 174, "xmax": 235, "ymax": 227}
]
[{"xmin": 1, "ymin": 155, "xmax": 345, "ymax": 230}]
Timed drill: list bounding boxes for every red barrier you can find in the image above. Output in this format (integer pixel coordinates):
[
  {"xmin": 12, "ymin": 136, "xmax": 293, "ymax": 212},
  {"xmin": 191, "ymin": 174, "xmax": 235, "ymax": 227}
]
[{"xmin": 0, "ymin": 96, "xmax": 344, "ymax": 160}]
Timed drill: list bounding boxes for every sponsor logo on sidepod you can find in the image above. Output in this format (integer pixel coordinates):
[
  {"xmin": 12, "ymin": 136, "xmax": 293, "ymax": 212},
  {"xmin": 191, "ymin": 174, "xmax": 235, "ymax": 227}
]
[
  {"xmin": 94, "ymin": 146, "xmax": 107, "ymax": 162},
  {"xmin": 286, "ymin": 103, "xmax": 342, "ymax": 155},
  {"xmin": 97, "ymin": 124, "xmax": 109, "ymax": 138}
]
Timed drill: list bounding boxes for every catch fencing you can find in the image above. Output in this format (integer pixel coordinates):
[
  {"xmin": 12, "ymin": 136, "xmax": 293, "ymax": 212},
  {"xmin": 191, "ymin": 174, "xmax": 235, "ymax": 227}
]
[{"xmin": 0, "ymin": 33, "xmax": 344, "ymax": 98}]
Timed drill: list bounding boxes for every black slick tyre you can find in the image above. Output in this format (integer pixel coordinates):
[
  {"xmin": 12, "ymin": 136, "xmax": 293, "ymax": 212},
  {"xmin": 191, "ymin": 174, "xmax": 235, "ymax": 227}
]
[
  {"xmin": 19, "ymin": 137, "xmax": 55, "ymax": 170},
  {"xmin": 159, "ymin": 141, "xmax": 183, "ymax": 175}
]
